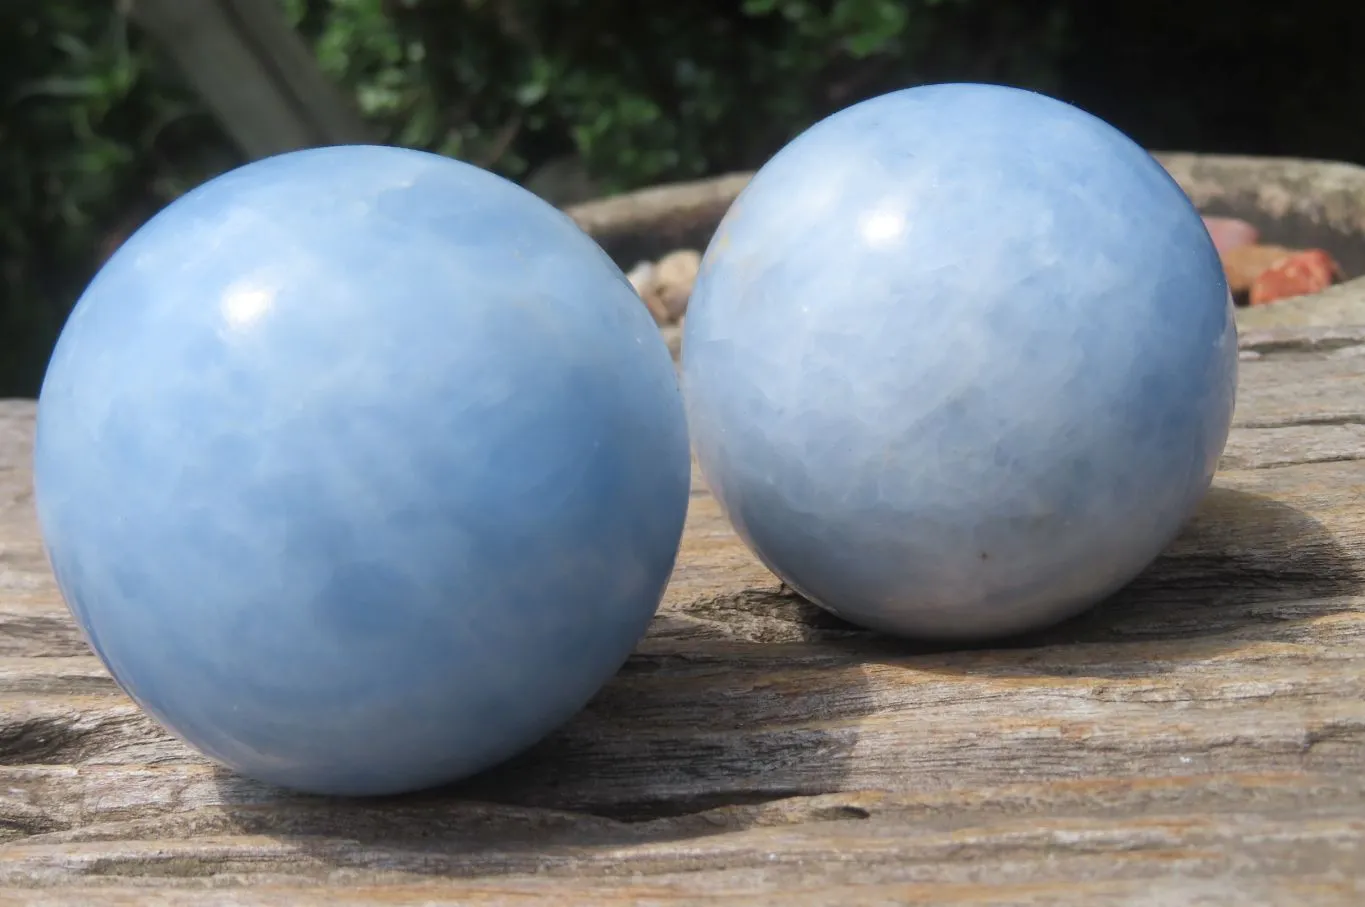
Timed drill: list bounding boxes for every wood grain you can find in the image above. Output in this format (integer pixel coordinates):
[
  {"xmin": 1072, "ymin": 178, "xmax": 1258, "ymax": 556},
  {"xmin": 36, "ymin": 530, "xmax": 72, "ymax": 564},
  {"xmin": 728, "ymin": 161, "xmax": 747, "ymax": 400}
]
[{"xmin": 1, "ymin": 325, "xmax": 1363, "ymax": 904}]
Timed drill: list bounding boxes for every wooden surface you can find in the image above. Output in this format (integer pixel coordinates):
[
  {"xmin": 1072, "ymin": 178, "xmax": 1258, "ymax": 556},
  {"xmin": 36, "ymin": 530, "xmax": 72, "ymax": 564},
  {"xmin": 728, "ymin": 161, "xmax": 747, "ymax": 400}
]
[
  {"xmin": 2, "ymin": 322, "xmax": 1364, "ymax": 905},
  {"xmin": 125, "ymin": 0, "xmax": 373, "ymax": 159}
]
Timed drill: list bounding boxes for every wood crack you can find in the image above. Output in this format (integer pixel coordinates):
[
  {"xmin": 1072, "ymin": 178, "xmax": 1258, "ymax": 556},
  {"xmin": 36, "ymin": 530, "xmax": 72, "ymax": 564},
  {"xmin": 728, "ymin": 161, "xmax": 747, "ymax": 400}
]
[{"xmin": 1236, "ymin": 415, "xmax": 1365, "ymax": 430}]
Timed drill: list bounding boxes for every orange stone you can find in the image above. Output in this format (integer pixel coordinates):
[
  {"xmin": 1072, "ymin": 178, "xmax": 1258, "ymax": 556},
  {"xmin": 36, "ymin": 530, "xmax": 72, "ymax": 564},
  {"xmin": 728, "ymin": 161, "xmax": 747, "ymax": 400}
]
[
  {"xmin": 1221, "ymin": 244, "xmax": 1297, "ymax": 296},
  {"xmin": 1248, "ymin": 249, "xmax": 1343, "ymax": 306}
]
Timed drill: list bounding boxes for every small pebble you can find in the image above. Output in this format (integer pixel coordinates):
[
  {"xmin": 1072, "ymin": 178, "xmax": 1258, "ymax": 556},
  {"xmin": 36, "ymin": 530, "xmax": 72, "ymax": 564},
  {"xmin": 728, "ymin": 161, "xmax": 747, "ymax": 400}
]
[
  {"xmin": 626, "ymin": 260, "xmax": 668, "ymax": 323},
  {"xmin": 1248, "ymin": 249, "xmax": 1343, "ymax": 306},
  {"xmin": 1202, "ymin": 216, "xmax": 1260, "ymax": 254},
  {"xmin": 626, "ymin": 250, "xmax": 701, "ymax": 325},
  {"xmin": 652, "ymin": 249, "xmax": 702, "ymax": 322}
]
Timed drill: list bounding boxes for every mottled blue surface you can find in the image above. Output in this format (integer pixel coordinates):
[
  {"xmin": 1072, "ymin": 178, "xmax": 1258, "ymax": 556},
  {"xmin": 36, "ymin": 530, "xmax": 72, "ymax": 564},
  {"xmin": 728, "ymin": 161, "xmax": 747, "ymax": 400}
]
[
  {"xmin": 683, "ymin": 84, "xmax": 1237, "ymax": 641},
  {"xmin": 34, "ymin": 145, "xmax": 690, "ymax": 796}
]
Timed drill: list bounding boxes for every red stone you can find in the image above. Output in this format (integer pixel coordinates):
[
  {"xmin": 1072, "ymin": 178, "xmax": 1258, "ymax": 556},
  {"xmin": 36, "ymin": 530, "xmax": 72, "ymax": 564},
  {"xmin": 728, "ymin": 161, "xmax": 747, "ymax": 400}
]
[{"xmin": 1248, "ymin": 249, "xmax": 1343, "ymax": 306}]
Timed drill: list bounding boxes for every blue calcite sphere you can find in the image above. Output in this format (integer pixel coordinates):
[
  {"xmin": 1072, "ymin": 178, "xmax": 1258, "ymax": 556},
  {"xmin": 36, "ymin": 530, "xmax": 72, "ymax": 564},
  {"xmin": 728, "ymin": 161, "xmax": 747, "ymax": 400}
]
[
  {"xmin": 683, "ymin": 83, "xmax": 1237, "ymax": 641},
  {"xmin": 34, "ymin": 145, "xmax": 690, "ymax": 796}
]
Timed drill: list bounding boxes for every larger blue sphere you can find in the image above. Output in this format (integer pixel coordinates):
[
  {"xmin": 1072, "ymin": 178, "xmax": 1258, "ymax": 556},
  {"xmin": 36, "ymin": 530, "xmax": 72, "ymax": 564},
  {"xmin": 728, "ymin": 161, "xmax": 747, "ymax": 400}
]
[
  {"xmin": 34, "ymin": 145, "xmax": 690, "ymax": 796},
  {"xmin": 683, "ymin": 84, "xmax": 1237, "ymax": 641}
]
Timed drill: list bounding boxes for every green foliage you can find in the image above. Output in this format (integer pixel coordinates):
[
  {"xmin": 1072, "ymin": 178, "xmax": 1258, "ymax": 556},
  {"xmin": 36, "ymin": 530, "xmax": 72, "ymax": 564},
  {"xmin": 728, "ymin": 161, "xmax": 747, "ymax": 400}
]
[
  {"xmin": 1, "ymin": 2, "xmax": 236, "ymax": 396},
  {"xmin": 1, "ymin": 0, "xmax": 1071, "ymax": 396},
  {"xmin": 303, "ymin": 0, "xmax": 1069, "ymax": 190}
]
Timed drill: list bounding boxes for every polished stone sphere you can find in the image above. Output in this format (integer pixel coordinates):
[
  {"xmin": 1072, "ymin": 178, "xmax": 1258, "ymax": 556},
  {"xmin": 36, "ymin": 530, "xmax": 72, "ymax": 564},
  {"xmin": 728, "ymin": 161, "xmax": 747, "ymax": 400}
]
[
  {"xmin": 683, "ymin": 83, "xmax": 1237, "ymax": 641},
  {"xmin": 34, "ymin": 145, "xmax": 690, "ymax": 796}
]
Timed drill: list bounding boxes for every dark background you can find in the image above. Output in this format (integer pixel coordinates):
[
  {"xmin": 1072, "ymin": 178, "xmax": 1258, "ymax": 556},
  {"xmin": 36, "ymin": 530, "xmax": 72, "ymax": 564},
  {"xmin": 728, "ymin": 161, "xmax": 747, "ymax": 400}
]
[{"xmin": 3, "ymin": 0, "xmax": 1362, "ymax": 398}]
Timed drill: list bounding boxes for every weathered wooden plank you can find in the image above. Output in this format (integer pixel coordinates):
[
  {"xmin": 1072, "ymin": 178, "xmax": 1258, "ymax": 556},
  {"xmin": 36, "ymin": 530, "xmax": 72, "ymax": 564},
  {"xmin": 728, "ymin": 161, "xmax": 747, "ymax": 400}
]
[
  {"xmin": 0, "ymin": 769, "xmax": 1359, "ymax": 900},
  {"xmin": 124, "ymin": 0, "xmax": 373, "ymax": 159},
  {"xmin": 1238, "ymin": 278, "xmax": 1365, "ymax": 329},
  {"xmin": 2, "ymin": 882, "xmax": 1359, "ymax": 907},
  {"xmin": 0, "ymin": 323, "xmax": 1362, "ymax": 902}
]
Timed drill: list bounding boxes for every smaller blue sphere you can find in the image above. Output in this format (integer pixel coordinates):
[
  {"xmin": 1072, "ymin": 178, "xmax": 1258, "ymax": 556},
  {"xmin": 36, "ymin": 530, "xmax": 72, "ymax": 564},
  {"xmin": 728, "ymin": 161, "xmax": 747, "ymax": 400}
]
[
  {"xmin": 34, "ymin": 145, "xmax": 690, "ymax": 796},
  {"xmin": 683, "ymin": 84, "xmax": 1237, "ymax": 641}
]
